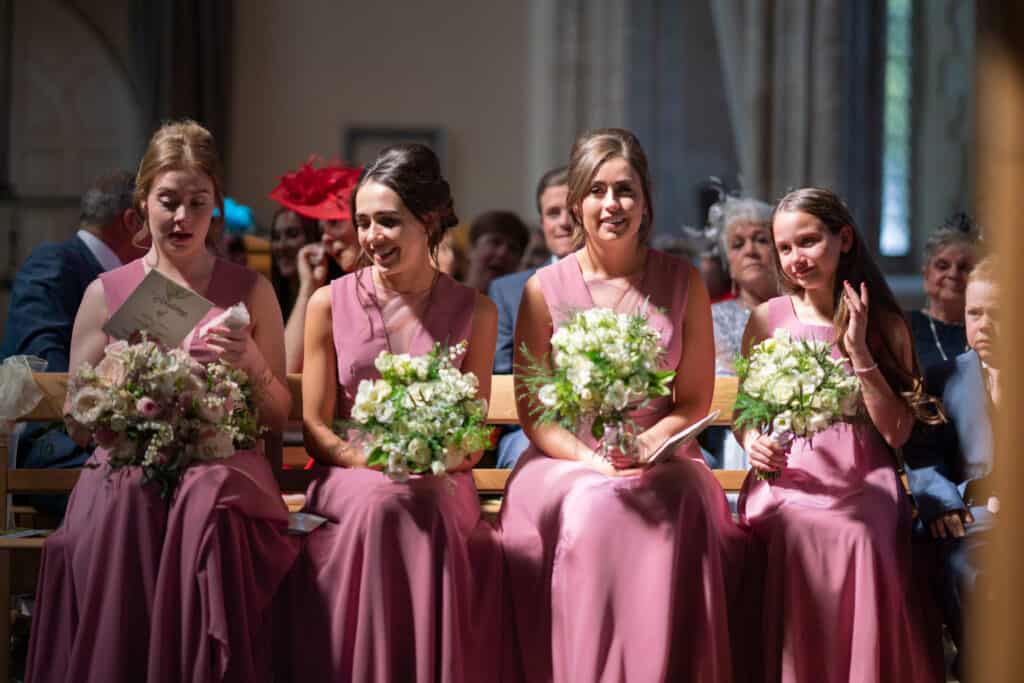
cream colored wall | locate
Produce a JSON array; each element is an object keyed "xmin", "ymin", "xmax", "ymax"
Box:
[{"xmin": 227, "ymin": 0, "xmax": 530, "ymax": 228}]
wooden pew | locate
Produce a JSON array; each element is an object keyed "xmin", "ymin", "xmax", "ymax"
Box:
[{"xmin": 0, "ymin": 372, "xmax": 744, "ymax": 681}]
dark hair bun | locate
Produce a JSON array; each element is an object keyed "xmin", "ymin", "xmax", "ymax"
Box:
[{"xmin": 353, "ymin": 143, "xmax": 457, "ymax": 247}]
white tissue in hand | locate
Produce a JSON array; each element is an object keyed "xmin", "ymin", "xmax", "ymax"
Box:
[{"xmin": 200, "ymin": 302, "xmax": 251, "ymax": 337}]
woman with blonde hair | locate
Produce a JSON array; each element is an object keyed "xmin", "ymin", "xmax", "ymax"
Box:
[
  {"xmin": 500, "ymin": 128, "xmax": 750, "ymax": 682},
  {"xmin": 26, "ymin": 120, "xmax": 299, "ymax": 683}
]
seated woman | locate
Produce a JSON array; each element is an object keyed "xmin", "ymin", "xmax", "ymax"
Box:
[
  {"xmin": 26, "ymin": 120, "xmax": 299, "ymax": 683},
  {"xmin": 737, "ymin": 187, "xmax": 943, "ymax": 682},
  {"xmin": 269, "ymin": 158, "xmax": 362, "ymax": 372},
  {"xmin": 908, "ymin": 212, "xmax": 980, "ymax": 374},
  {"xmin": 284, "ymin": 144, "xmax": 502, "ymax": 682},
  {"xmin": 702, "ymin": 195, "xmax": 778, "ymax": 470},
  {"xmin": 904, "ymin": 256, "xmax": 999, "ymax": 678},
  {"xmin": 269, "ymin": 206, "xmax": 320, "ymax": 318},
  {"xmin": 500, "ymin": 128, "xmax": 750, "ymax": 682}
]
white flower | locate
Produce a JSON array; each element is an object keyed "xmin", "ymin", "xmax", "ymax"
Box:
[
  {"xmin": 407, "ymin": 437, "xmax": 432, "ymax": 465},
  {"xmin": 769, "ymin": 378, "xmax": 798, "ymax": 405},
  {"xmin": 772, "ymin": 411, "xmax": 793, "ymax": 433},
  {"xmin": 70, "ymin": 386, "xmax": 109, "ymax": 425},
  {"xmin": 807, "ymin": 412, "xmax": 831, "ymax": 433},
  {"xmin": 375, "ymin": 401, "xmax": 396, "ymax": 423},
  {"xmin": 605, "ymin": 380, "xmax": 628, "ymax": 411},
  {"xmin": 538, "ymin": 384, "xmax": 559, "ymax": 407}
]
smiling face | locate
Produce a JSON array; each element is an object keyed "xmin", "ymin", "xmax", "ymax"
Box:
[
  {"xmin": 725, "ymin": 220, "xmax": 775, "ymax": 295},
  {"xmin": 354, "ymin": 181, "xmax": 432, "ymax": 279},
  {"xmin": 144, "ymin": 168, "xmax": 216, "ymax": 259},
  {"xmin": 772, "ymin": 210, "xmax": 852, "ymax": 292},
  {"xmin": 965, "ymin": 278, "xmax": 999, "ymax": 367},
  {"xmin": 577, "ymin": 156, "xmax": 646, "ymax": 246},
  {"xmin": 539, "ymin": 184, "xmax": 573, "ymax": 258},
  {"xmin": 924, "ymin": 243, "xmax": 975, "ymax": 309}
]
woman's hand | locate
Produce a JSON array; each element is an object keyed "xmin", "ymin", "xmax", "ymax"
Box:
[
  {"xmin": 297, "ymin": 243, "xmax": 329, "ymax": 293},
  {"xmin": 744, "ymin": 431, "xmax": 787, "ymax": 475},
  {"xmin": 204, "ymin": 325, "xmax": 266, "ymax": 377},
  {"xmin": 843, "ymin": 280, "xmax": 872, "ymax": 364},
  {"xmin": 64, "ymin": 415, "xmax": 92, "ymax": 448}
]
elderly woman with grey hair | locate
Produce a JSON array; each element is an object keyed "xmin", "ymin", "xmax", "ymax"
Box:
[
  {"xmin": 703, "ymin": 196, "xmax": 778, "ymax": 469},
  {"xmin": 908, "ymin": 213, "xmax": 981, "ymax": 373}
]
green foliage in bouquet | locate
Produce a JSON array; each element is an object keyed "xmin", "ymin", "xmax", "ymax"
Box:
[{"xmin": 340, "ymin": 341, "xmax": 492, "ymax": 479}]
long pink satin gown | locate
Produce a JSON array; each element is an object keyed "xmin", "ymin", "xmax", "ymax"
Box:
[
  {"xmin": 499, "ymin": 249, "xmax": 753, "ymax": 683},
  {"xmin": 282, "ymin": 269, "xmax": 503, "ymax": 682},
  {"xmin": 738, "ymin": 295, "xmax": 943, "ymax": 682},
  {"xmin": 25, "ymin": 258, "xmax": 300, "ymax": 683}
]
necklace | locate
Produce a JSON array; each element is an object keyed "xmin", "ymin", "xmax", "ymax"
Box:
[
  {"xmin": 364, "ymin": 269, "xmax": 440, "ymax": 353},
  {"xmin": 923, "ymin": 309, "xmax": 967, "ymax": 362}
]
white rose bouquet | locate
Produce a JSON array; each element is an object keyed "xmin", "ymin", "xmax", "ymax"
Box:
[
  {"xmin": 66, "ymin": 333, "xmax": 261, "ymax": 497},
  {"xmin": 520, "ymin": 303, "xmax": 675, "ymax": 461},
  {"xmin": 343, "ymin": 341, "xmax": 492, "ymax": 480},
  {"xmin": 734, "ymin": 329, "xmax": 861, "ymax": 480}
]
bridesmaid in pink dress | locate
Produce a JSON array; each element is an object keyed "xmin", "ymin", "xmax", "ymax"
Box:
[
  {"xmin": 500, "ymin": 128, "xmax": 752, "ymax": 682},
  {"xmin": 737, "ymin": 187, "xmax": 944, "ymax": 682},
  {"xmin": 284, "ymin": 143, "xmax": 502, "ymax": 682},
  {"xmin": 26, "ymin": 120, "xmax": 300, "ymax": 683}
]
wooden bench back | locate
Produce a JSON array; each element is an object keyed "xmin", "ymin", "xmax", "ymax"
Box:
[{"xmin": 1, "ymin": 373, "xmax": 743, "ymax": 519}]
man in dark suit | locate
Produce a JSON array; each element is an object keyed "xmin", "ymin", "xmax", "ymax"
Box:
[
  {"xmin": 904, "ymin": 256, "xmax": 1000, "ymax": 677},
  {"xmin": 487, "ymin": 166, "xmax": 574, "ymax": 467},
  {"xmin": 1, "ymin": 171, "xmax": 143, "ymax": 511}
]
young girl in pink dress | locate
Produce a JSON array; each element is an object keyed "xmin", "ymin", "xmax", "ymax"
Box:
[
  {"xmin": 500, "ymin": 128, "xmax": 752, "ymax": 682},
  {"xmin": 284, "ymin": 144, "xmax": 502, "ymax": 682},
  {"xmin": 737, "ymin": 187, "xmax": 944, "ymax": 682},
  {"xmin": 26, "ymin": 120, "xmax": 299, "ymax": 683}
]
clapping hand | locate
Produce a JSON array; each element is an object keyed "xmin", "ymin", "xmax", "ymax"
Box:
[{"xmin": 842, "ymin": 280, "xmax": 871, "ymax": 362}]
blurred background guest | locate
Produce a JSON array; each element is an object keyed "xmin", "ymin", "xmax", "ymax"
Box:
[
  {"xmin": 269, "ymin": 157, "xmax": 362, "ymax": 372},
  {"xmin": 519, "ymin": 229, "xmax": 552, "ymax": 271},
  {"xmin": 700, "ymin": 195, "xmax": 777, "ymax": 470},
  {"xmin": 218, "ymin": 197, "xmax": 258, "ymax": 267},
  {"xmin": 268, "ymin": 206, "xmax": 320, "ymax": 318},
  {"xmin": 436, "ymin": 229, "xmax": 468, "ymax": 280},
  {"xmin": 904, "ymin": 255, "xmax": 999, "ymax": 680},
  {"xmin": 0, "ymin": 170, "xmax": 144, "ymax": 515},
  {"xmin": 464, "ymin": 210, "xmax": 530, "ymax": 293},
  {"xmin": 488, "ymin": 166, "xmax": 572, "ymax": 468},
  {"xmin": 908, "ymin": 212, "xmax": 981, "ymax": 374}
]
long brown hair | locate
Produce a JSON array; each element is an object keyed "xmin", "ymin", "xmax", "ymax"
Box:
[
  {"xmin": 133, "ymin": 119, "xmax": 225, "ymax": 248},
  {"xmin": 772, "ymin": 187, "xmax": 941, "ymax": 422},
  {"xmin": 566, "ymin": 128, "xmax": 654, "ymax": 249}
]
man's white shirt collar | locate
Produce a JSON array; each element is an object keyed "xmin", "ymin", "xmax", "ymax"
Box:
[{"xmin": 77, "ymin": 230, "xmax": 122, "ymax": 272}]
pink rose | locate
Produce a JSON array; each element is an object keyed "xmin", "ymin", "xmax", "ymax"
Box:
[
  {"xmin": 96, "ymin": 355, "xmax": 127, "ymax": 386},
  {"xmin": 136, "ymin": 397, "xmax": 160, "ymax": 419}
]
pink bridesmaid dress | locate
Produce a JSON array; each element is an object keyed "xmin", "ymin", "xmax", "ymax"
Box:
[
  {"xmin": 282, "ymin": 269, "xmax": 503, "ymax": 683},
  {"xmin": 738, "ymin": 295, "xmax": 943, "ymax": 682},
  {"xmin": 499, "ymin": 250, "xmax": 753, "ymax": 683},
  {"xmin": 25, "ymin": 258, "xmax": 301, "ymax": 683}
]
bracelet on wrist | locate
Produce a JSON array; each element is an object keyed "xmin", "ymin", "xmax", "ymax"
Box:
[{"xmin": 852, "ymin": 362, "xmax": 878, "ymax": 375}]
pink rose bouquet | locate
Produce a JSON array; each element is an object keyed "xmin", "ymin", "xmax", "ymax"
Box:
[{"xmin": 66, "ymin": 333, "xmax": 261, "ymax": 497}]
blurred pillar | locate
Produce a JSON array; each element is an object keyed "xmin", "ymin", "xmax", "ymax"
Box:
[{"xmin": 971, "ymin": 1, "xmax": 1024, "ymax": 680}]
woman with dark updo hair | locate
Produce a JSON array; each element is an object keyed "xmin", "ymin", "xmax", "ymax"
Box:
[{"xmin": 284, "ymin": 144, "xmax": 502, "ymax": 682}]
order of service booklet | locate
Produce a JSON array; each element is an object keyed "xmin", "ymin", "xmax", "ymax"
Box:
[
  {"xmin": 102, "ymin": 268, "xmax": 214, "ymax": 347},
  {"xmin": 644, "ymin": 409, "xmax": 721, "ymax": 466}
]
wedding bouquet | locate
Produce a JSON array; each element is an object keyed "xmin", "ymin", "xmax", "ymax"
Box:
[
  {"xmin": 344, "ymin": 341, "xmax": 492, "ymax": 480},
  {"xmin": 734, "ymin": 329, "xmax": 861, "ymax": 480},
  {"xmin": 520, "ymin": 303, "xmax": 675, "ymax": 460},
  {"xmin": 66, "ymin": 333, "xmax": 261, "ymax": 497}
]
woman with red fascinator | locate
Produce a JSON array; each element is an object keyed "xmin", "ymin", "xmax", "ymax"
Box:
[{"xmin": 269, "ymin": 157, "xmax": 362, "ymax": 372}]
